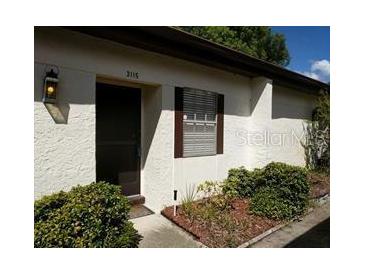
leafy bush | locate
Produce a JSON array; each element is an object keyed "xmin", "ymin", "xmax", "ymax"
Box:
[
  {"xmin": 222, "ymin": 167, "xmax": 260, "ymax": 197},
  {"xmin": 34, "ymin": 182, "xmax": 142, "ymax": 248},
  {"xmin": 250, "ymin": 162, "xmax": 310, "ymax": 220},
  {"xmin": 250, "ymin": 187, "xmax": 299, "ymax": 219},
  {"xmin": 222, "ymin": 162, "xmax": 310, "ymax": 220},
  {"xmin": 261, "ymin": 163, "xmax": 309, "ymax": 206}
]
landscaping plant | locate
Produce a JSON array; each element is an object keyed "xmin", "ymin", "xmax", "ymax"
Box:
[
  {"xmin": 222, "ymin": 166, "xmax": 263, "ymax": 197},
  {"xmin": 181, "ymin": 181, "xmax": 239, "ymax": 228},
  {"xmin": 34, "ymin": 182, "xmax": 142, "ymax": 248},
  {"xmin": 303, "ymin": 90, "xmax": 330, "ymax": 173},
  {"xmin": 181, "ymin": 181, "xmax": 247, "ymax": 247},
  {"xmin": 164, "ymin": 162, "xmax": 310, "ymax": 247},
  {"xmin": 180, "ymin": 183, "xmax": 197, "ymax": 219},
  {"xmin": 222, "ymin": 162, "xmax": 310, "ymax": 220},
  {"xmin": 197, "ymin": 181, "xmax": 232, "ymax": 211},
  {"xmin": 250, "ymin": 162, "xmax": 310, "ymax": 220},
  {"xmin": 250, "ymin": 187, "xmax": 299, "ymax": 220}
]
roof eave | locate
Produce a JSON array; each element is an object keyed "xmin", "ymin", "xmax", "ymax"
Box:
[{"xmin": 62, "ymin": 26, "xmax": 330, "ymax": 94}]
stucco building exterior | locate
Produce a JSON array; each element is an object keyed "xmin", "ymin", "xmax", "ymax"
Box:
[{"xmin": 34, "ymin": 27, "xmax": 329, "ymax": 212}]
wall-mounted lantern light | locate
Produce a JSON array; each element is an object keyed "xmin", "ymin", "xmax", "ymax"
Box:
[{"xmin": 43, "ymin": 68, "xmax": 59, "ymax": 104}]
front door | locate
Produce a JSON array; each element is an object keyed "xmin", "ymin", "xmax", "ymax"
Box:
[{"xmin": 96, "ymin": 82, "xmax": 141, "ymax": 196}]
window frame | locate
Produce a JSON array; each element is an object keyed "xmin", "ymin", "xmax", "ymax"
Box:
[{"xmin": 182, "ymin": 87, "xmax": 218, "ymax": 158}]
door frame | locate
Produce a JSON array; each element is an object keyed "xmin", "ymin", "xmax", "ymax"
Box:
[{"xmin": 95, "ymin": 77, "xmax": 143, "ymax": 196}]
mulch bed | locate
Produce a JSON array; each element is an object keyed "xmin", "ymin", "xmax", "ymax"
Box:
[
  {"xmin": 162, "ymin": 172, "xmax": 330, "ymax": 248},
  {"xmin": 309, "ymin": 172, "xmax": 330, "ymax": 199},
  {"xmin": 162, "ymin": 198, "xmax": 281, "ymax": 247}
]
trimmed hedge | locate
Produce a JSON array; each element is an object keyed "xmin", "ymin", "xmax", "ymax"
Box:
[
  {"xmin": 223, "ymin": 162, "xmax": 310, "ymax": 220},
  {"xmin": 34, "ymin": 182, "xmax": 142, "ymax": 248}
]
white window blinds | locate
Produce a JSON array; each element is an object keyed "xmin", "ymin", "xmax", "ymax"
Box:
[{"xmin": 183, "ymin": 88, "xmax": 217, "ymax": 157}]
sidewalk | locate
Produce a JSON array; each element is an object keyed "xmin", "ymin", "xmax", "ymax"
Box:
[
  {"xmin": 131, "ymin": 213, "xmax": 204, "ymax": 248},
  {"xmin": 250, "ymin": 201, "xmax": 330, "ymax": 248}
]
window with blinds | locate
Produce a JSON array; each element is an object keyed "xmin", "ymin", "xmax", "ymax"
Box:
[{"xmin": 182, "ymin": 88, "xmax": 218, "ymax": 157}]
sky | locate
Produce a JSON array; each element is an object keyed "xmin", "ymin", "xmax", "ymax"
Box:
[{"xmin": 271, "ymin": 26, "xmax": 330, "ymax": 83}]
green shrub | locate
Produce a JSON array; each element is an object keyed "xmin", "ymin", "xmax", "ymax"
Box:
[
  {"xmin": 222, "ymin": 162, "xmax": 310, "ymax": 220},
  {"xmin": 250, "ymin": 162, "xmax": 310, "ymax": 220},
  {"xmin": 261, "ymin": 162, "xmax": 309, "ymax": 208},
  {"xmin": 223, "ymin": 166, "xmax": 261, "ymax": 197},
  {"xmin": 250, "ymin": 187, "xmax": 298, "ymax": 220},
  {"xmin": 34, "ymin": 182, "xmax": 142, "ymax": 248}
]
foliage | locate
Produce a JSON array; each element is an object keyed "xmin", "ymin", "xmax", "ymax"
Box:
[
  {"xmin": 197, "ymin": 181, "xmax": 232, "ymax": 211},
  {"xmin": 179, "ymin": 162, "xmax": 309, "ymax": 247},
  {"xmin": 222, "ymin": 162, "xmax": 310, "ymax": 220},
  {"xmin": 34, "ymin": 182, "xmax": 142, "ymax": 248},
  {"xmin": 250, "ymin": 187, "xmax": 296, "ymax": 219},
  {"xmin": 222, "ymin": 166, "xmax": 263, "ymax": 197},
  {"xmin": 180, "ymin": 184, "xmax": 197, "ymax": 218},
  {"xmin": 180, "ymin": 181, "xmax": 235, "ymax": 225},
  {"xmin": 180, "ymin": 181, "xmax": 231, "ymax": 221},
  {"xmin": 221, "ymin": 178, "xmax": 240, "ymax": 198},
  {"xmin": 313, "ymin": 90, "xmax": 330, "ymax": 127},
  {"xmin": 178, "ymin": 26, "xmax": 290, "ymax": 66},
  {"xmin": 303, "ymin": 90, "xmax": 330, "ymax": 172},
  {"xmin": 250, "ymin": 162, "xmax": 310, "ymax": 220},
  {"xmin": 182, "ymin": 181, "xmax": 247, "ymax": 247},
  {"xmin": 197, "ymin": 180, "xmax": 222, "ymax": 197}
]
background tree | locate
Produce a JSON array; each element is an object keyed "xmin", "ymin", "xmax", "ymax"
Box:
[{"xmin": 179, "ymin": 26, "xmax": 290, "ymax": 66}]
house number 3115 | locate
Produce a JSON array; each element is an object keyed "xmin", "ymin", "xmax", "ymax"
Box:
[{"xmin": 126, "ymin": 70, "xmax": 139, "ymax": 79}]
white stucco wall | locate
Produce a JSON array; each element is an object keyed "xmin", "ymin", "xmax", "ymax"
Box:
[
  {"xmin": 34, "ymin": 63, "xmax": 96, "ymax": 198},
  {"xmin": 141, "ymin": 85, "xmax": 175, "ymax": 211},
  {"xmin": 34, "ymin": 27, "xmax": 317, "ymax": 211},
  {"xmin": 248, "ymin": 77, "xmax": 273, "ymax": 168},
  {"xmin": 270, "ymin": 85, "xmax": 316, "ymax": 166}
]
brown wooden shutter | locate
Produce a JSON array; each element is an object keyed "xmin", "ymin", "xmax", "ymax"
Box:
[
  {"xmin": 174, "ymin": 87, "xmax": 184, "ymax": 158},
  {"xmin": 217, "ymin": 94, "xmax": 224, "ymax": 154}
]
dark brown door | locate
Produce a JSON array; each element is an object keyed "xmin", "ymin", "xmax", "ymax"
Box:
[{"xmin": 96, "ymin": 82, "xmax": 141, "ymax": 196}]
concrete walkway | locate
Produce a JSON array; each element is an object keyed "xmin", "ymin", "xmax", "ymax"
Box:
[
  {"xmin": 131, "ymin": 214, "xmax": 204, "ymax": 248},
  {"xmin": 250, "ymin": 201, "xmax": 330, "ymax": 248}
]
